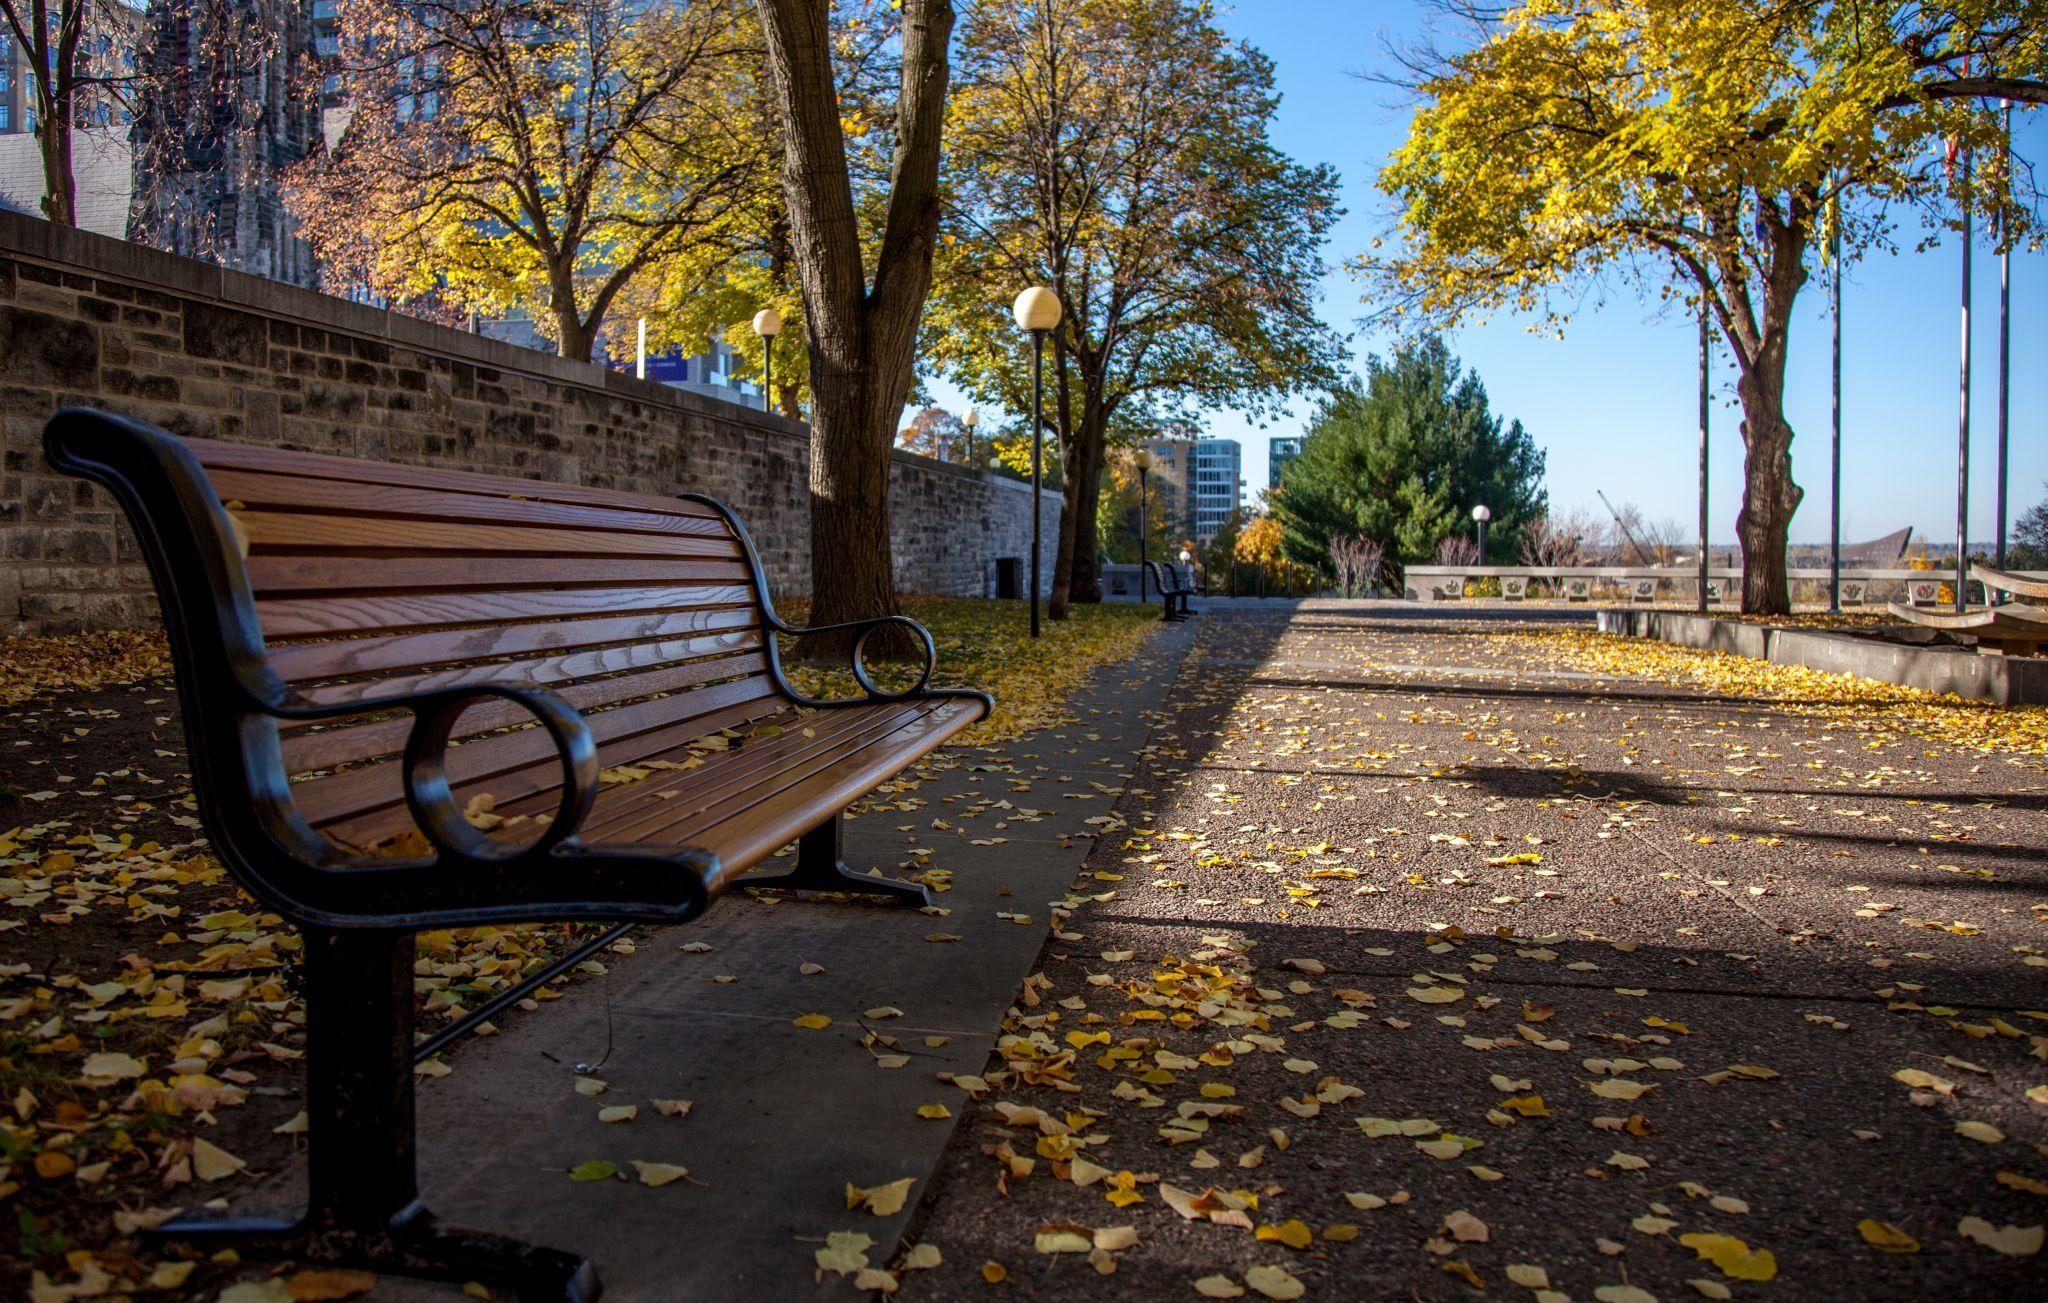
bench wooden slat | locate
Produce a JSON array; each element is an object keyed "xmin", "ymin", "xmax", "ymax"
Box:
[
  {"xmin": 313, "ymin": 694, "xmax": 791, "ymax": 851},
  {"xmin": 290, "ymin": 628, "xmax": 763, "ymax": 706},
  {"xmin": 211, "ymin": 468, "xmax": 735, "ymax": 541},
  {"xmin": 188, "ymin": 438, "xmax": 726, "ymax": 521},
  {"xmin": 245, "ymin": 555, "xmax": 753, "ymax": 596},
  {"xmin": 259, "ymin": 583, "xmax": 755, "ymax": 638},
  {"xmin": 280, "ymin": 648, "xmax": 771, "ymax": 774},
  {"xmin": 575, "ymin": 704, "xmax": 924, "ymax": 842},
  {"xmin": 236, "ymin": 511, "xmax": 745, "ymax": 560},
  {"xmin": 291, "ymin": 673, "xmax": 783, "ymax": 835},
  {"xmin": 604, "ymin": 710, "xmax": 946, "ymax": 848},
  {"xmin": 701, "ymin": 702, "xmax": 983, "ymax": 883},
  {"xmin": 267, "ymin": 606, "xmax": 758, "ymax": 683}
]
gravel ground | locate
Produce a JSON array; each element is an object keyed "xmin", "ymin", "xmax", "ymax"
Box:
[{"xmin": 896, "ymin": 601, "xmax": 2048, "ymax": 1302}]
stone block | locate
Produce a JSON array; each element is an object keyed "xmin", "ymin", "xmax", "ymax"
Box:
[
  {"xmin": 0, "ymin": 305, "xmax": 98, "ymax": 385},
  {"xmin": 182, "ymin": 300, "xmax": 269, "ymax": 367}
]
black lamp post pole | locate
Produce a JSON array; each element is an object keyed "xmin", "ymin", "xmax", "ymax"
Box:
[
  {"xmin": 1030, "ymin": 329, "xmax": 1045, "ymax": 639},
  {"xmin": 1139, "ymin": 465, "xmax": 1150, "ymax": 601},
  {"xmin": 763, "ymin": 335, "xmax": 774, "ymax": 416}
]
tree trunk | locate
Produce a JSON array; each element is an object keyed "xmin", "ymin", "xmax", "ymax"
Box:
[
  {"xmin": 1049, "ymin": 386, "xmax": 1107, "ymax": 620},
  {"xmin": 805, "ymin": 357, "xmax": 903, "ymax": 642},
  {"xmin": 555, "ymin": 312, "xmax": 598, "ymax": 363},
  {"xmin": 756, "ymin": 0, "xmax": 954, "ymax": 658},
  {"xmin": 39, "ymin": 115, "xmax": 76, "ymax": 227},
  {"xmin": 1733, "ymin": 367, "xmax": 1801, "ymax": 616}
]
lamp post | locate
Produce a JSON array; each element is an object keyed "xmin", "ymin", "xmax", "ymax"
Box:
[
  {"xmin": 751, "ymin": 307, "xmax": 782, "ymax": 416},
  {"xmin": 1180, "ymin": 547, "xmax": 1194, "ymax": 597},
  {"xmin": 1472, "ymin": 504, "xmax": 1491, "ymax": 567},
  {"xmin": 1135, "ymin": 448, "xmax": 1155, "ymax": 600},
  {"xmin": 1014, "ymin": 286, "xmax": 1061, "ymax": 638},
  {"xmin": 963, "ymin": 409, "xmax": 978, "ymax": 466}
]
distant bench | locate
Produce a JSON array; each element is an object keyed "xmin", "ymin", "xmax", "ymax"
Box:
[
  {"xmin": 1143, "ymin": 560, "xmax": 1195, "ymax": 621},
  {"xmin": 44, "ymin": 408, "xmax": 992, "ymax": 1298},
  {"xmin": 1890, "ymin": 565, "xmax": 2048, "ymax": 656}
]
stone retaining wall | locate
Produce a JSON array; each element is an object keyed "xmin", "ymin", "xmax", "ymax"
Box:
[
  {"xmin": 0, "ymin": 209, "xmax": 1057, "ymax": 635},
  {"xmin": 1595, "ymin": 608, "xmax": 2048, "ymax": 706}
]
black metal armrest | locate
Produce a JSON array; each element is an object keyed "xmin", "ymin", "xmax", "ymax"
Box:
[
  {"xmin": 255, "ymin": 683, "xmax": 599, "ymax": 863},
  {"xmin": 768, "ymin": 613, "xmax": 939, "ymax": 705}
]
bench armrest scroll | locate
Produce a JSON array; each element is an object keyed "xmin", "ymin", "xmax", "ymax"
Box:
[
  {"xmin": 769, "ymin": 614, "xmax": 938, "ymax": 704},
  {"xmin": 262, "ymin": 684, "xmax": 599, "ymax": 862}
]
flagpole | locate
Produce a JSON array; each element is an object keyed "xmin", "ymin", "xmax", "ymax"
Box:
[
  {"xmin": 1954, "ymin": 138, "xmax": 1972, "ymax": 615},
  {"xmin": 1696, "ymin": 208, "xmax": 1712, "ymax": 614},
  {"xmin": 1995, "ymin": 100, "xmax": 2012, "ymax": 581},
  {"xmin": 1697, "ymin": 285, "xmax": 1711, "ymax": 614},
  {"xmin": 1829, "ymin": 173, "xmax": 1843, "ymax": 613}
]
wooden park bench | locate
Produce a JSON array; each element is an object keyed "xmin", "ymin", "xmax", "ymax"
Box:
[
  {"xmin": 43, "ymin": 408, "xmax": 992, "ymax": 1300},
  {"xmin": 1143, "ymin": 559, "xmax": 1193, "ymax": 621}
]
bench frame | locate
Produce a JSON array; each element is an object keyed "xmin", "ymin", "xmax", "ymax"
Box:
[{"xmin": 44, "ymin": 409, "xmax": 990, "ymax": 1301}]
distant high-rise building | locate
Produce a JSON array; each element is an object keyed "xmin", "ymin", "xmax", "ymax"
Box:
[
  {"xmin": 1192, "ymin": 438, "xmax": 1242, "ymax": 540},
  {"xmin": 1139, "ymin": 434, "xmax": 1195, "ymax": 540},
  {"xmin": 1140, "ymin": 432, "xmax": 1241, "ymax": 543},
  {"xmin": 1269, "ymin": 435, "xmax": 1302, "ymax": 489},
  {"xmin": 129, "ymin": 0, "xmax": 321, "ymax": 287}
]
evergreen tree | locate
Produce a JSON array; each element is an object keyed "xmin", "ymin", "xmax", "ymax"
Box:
[
  {"xmin": 2012, "ymin": 485, "xmax": 2048, "ymax": 570},
  {"xmin": 1273, "ymin": 336, "xmax": 1545, "ymax": 577}
]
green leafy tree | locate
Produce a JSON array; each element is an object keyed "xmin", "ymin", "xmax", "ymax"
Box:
[
  {"xmin": 1095, "ymin": 450, "xmax": 1176, "ymax": 565},
  {"xmin": 1366, "ymin": 0, "xmax": 2047, "ymax": 614},
  {"xmin": 1272, "ymin": 336, "xmax": 1546, "ymax": 577},
  {"xmin": 2012, "ymin": 485, "xmax": 2048, "ymax": 570},
  {"xmin": 928, "ymin": 0, "xmax": 1343, "ymax": 619}
]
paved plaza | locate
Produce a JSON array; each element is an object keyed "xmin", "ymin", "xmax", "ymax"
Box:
[{"xmin": 895, "ymin": 601, "xmax": 2045, "ymax": 1299}]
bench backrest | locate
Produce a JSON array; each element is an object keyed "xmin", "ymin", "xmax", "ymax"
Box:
[{"xmin": 47, "ymin": 412, "xmax": 784, "ymax": 857}]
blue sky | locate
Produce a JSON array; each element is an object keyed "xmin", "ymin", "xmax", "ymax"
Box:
[{"xmin": 934, "ymin": 1, "xmax": 2045, "ymax": 549}]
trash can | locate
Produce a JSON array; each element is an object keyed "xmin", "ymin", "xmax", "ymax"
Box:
[{"xmin": 995, "ymin": 557, "xmax": 1023, "ymax": 600}]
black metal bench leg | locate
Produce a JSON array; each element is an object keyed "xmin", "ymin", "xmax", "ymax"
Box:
[
  {"xmin": 743, "ymin": 813, "xmax": 935, "ymax": 907},
  {"xmin": 152, "ymin": 927, "xmax": 599, "ymax": 1303}
]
